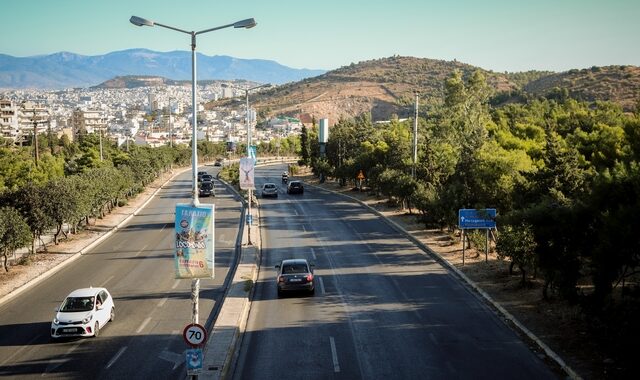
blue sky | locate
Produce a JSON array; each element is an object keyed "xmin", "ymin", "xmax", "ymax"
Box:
[{"xmin": 1, "ymin": 0, "xmax": 638, "ymax": 73}]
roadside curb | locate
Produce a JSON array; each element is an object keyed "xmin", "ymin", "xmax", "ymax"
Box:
[
  {"xmin": 307, "ymin": 183, "xmax": 582, "ymax": 380},
  {"xmin": 0, "ymin": 166, "xmax": 190, "ymax": 309}
]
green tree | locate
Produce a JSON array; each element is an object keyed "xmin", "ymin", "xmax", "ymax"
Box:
[
  {"xmin": 496, "ymin": 223, "xmax": 537, "ymax": 285},
  {"xmin": 300, "ymin": 124, "xmax": 311, "ymax": 165},
  {"xmin": 0, "ymin": 206, "xmax": 32, "ymax": 272}
]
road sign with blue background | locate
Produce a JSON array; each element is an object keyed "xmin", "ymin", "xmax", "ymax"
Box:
[
  {"xmin": 186, "ymin": 348, "xmax": 203, "ymax": 374},
  {"xmin": 458, "ymin": 208, "xmax": 496, "ymax": 229}
]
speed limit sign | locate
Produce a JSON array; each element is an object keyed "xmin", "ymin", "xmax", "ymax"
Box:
[{"xmin": 183, "ymin": 323, "xmax": 207, "ymax": 347}]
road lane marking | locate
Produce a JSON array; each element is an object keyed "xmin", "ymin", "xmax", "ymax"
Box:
[
  {"xmin": 137, "ymin": 317, "xmax": 152, "ymax": 333},
  {"xmin": 45, "ymin": 341, "xmax": 81, "ymax": 374},
  {"xmin": 135, "ymin": 244, "xmax": 148, "ymax": 257},
  {"xmin": 101, "ymin": 275, "xmax": 114, "ymax": 287},
  {"xmin": 106, "ymin": 346, "xmax": 127, "ymax": 369},
  {"xmin": 329, "ymin": 336, "xmax": 341, "ymax": 372},
  {"xmin": 310, "ymin": 247, "xmax": 317, "ymax": 260},
  {"xmin": 302, "ymin": 224, "xmax": 306, "ymax": 232},
  {"xmin": 171, "ymin": 280, "xmax": 180, "ymax": 289},
  {"xmin": 1, "ymin": 334, "xmax": 40, "ymax": 367},
  {"xmin": 318, "ymin": 276, "xmax": 326, "ymax": 295},
  {"xmin": 158, "ymin": 296, "xmax": 169, "ymax": 307}
]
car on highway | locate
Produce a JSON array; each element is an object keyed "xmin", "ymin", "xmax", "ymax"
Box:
[
  {"xmin": 199, "ymin": 181, "xmax": 215, "ymax": 197},
  {"xmin": 275, "ymin": 259, "xmax": 315, "ymax": 296},
  {"xmin": 201, "ymin": 174, "xmax": 213, "ymax": 183},
  {"xmin": 51, "ymin": 287, "xmax": 115, "ymax": 339},
  {"xmin": 197, "ymin": 171, "xmax": 208, "ymax": 182},
  {"xmin": 214, "ymin": 158, "xmax": 223, "ymax": 166},
  {"xmin": 261, "ymin": 182, "xmax": 278, "ymax": 198},
  {"xmin": 287, "ymin": 180, "xmax": 304, "ymax": 195}
]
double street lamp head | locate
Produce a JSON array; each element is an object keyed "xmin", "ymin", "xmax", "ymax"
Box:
[{"xmin": 129, "ymin": 16, "xmax": 256, "ymax": 32}]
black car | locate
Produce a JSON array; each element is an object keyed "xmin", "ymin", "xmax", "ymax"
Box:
[
  {"xmin": 201, "ymin": 174, "xmax": 214, "ymax": 183},
  {"xmin": 287, "ymin": 180, "xmax": 304, "ymax": 194},
  {"xmin": 199, "ymin": 181, "xmax": 215, "ymax": 197},
  {"xmin": 197, "ymin": 171, "xmax": 208, "ymax": 182},
  {"xmin": 275, "ymin": 259, "xmax": 315, "ymax": 296}
]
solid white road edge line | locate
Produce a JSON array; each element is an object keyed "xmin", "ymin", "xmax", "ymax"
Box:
[{"xmin": 158, "ymin": 296, "xmax": 169, "ymax": 307}]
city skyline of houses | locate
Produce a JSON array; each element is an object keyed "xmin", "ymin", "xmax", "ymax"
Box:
[{"xmin": 1, "ymin": 82, "xmax": 304, "ymax": 151}]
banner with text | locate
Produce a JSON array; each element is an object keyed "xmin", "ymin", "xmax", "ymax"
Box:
[
  {"xmin": 239, "ymin": 157, "xmax": 255, "ymax": 190},
  {"xmin": 174, "ymin": 204, "xmax": 215, "ymax": 279}
]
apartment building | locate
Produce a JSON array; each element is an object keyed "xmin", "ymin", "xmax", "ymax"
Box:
[
  {"xmin": 71, "ymin": 108, "xmax": 107, "ymax": 139},
  {"xmin": 0, "ymin": 99, "xmax": 19, "ymax": 141}
]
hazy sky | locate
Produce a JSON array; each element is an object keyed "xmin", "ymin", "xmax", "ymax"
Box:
[{"xmin": 1, "ymin": 0, "xmax": 638, "ymax": 73}]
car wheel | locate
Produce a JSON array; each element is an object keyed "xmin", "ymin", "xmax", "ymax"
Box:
[
  {"xmin": 309, "ymin": 287, "xmax": 315, "ymax": 296},
  {"xmin": 277, "ymin": 289, "xmax": 283, "ymax": 298},
  {"xmin": 110, "ymin": 307, "xmax": 115, "ymax": 322},
  {"xmin": 94, "ymin": 322, "xmax": 100, "ymax": 337}
]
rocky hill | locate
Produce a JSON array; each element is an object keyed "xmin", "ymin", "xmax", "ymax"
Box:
[
  {"xmin": 208, "ymin": 56, "xmax": 639, "ymax": 123},
  {"xmin": 92, "ymin": 76, "xmax": 188, "ymax": 89}
]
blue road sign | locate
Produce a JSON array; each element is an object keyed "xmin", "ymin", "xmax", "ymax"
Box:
[
  {"xmin": 458, "ymin": 208, "xmax": 496, "ymax": 229},
  {"xmin": 186, "ymin": 348, "xmax": 203, "ymax": 373}
]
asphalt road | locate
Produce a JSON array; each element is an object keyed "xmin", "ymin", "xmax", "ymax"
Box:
[
  {"xmin": 232, "ymin": 165, "xmax": 558, "ymax": 380},
  {"xmin": 0, "ymin": 165, "xmax": 242, "ymax": 379}
]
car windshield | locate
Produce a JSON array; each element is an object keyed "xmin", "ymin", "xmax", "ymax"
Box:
[
  {"xmin": 60, "ymin": 296, "xmax": 94, "ymax": 312},
  {"xmin": 282, "ymin": 263, "xmax": 308, "ymax": 274},
  {"xmin": 265, "ymin": 184, "xmax": 276, "ymax": 189}
]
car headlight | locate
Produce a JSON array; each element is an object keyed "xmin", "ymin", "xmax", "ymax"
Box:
[
  {"xmin": 82, "ymin": 315, "xmax": 93, "ymax": 324},
  {"xmin": 53, "ymin": 318, "xmax": 59, "ymax": 325}
]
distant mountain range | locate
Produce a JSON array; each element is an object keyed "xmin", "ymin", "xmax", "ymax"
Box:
[{"xmin": 0, "ymin": 49, "xmax": 326, "ymax": 89}]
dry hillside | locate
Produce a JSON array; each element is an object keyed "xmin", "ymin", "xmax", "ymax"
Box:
[
  {"xmin": 524, "ymin": 65, "xmax": 640, "ymax": 111},
  {"xmin": 206, "ymin": 57, "xmax": 640, "ymax": 123},
  {"xmin": 209, "ymin": 56, "xmax": 519, "ymax": 123}
]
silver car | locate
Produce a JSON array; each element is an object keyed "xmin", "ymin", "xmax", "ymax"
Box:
[{"xmin": 261, "ymin": 182, "xmax": 278, "ymax": 198}]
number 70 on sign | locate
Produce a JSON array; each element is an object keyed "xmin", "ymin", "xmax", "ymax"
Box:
[{"xmin": 183, "ymin": 323, "xmax": 207, "ymax": 347}]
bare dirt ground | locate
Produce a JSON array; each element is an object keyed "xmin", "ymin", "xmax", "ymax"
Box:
[{"xmin": 299, "ymin": 171, "xmax": 605, "ymax": 380}]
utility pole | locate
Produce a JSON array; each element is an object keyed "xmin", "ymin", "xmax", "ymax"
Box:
[
  {"xmin": 412, "ymin": 91, "xmax": 419, "ymax": 178},
  {"xmin": 169, "ymin": 98, "xmax": 173, "ymax": 148},
  {"xmin": 33, "ymin": 109, "xmax": 39, "ymax": 167}
]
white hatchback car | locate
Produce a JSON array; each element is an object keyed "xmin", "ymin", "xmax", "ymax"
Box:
[{"xmin": 51, "ymin": 287, "xmax": 115, "ymax": 339}]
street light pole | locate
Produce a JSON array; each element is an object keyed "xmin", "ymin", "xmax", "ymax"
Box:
[
  {"xmin": 412, "ymin": 91, "xmax": 419, "ymax": 178},
  {"xmin": 169, "ymin": 98, "xmax": 173, "ymax": 148},
  {"xmin": 243, "ymin": 84, "xmax": 270, "ymax": 245},
  {"xmin": 130, "ymin": 15, "xmax": 256, "ymax": 332}
]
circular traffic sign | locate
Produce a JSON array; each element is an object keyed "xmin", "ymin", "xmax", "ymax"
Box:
[{"xmin": 183, "ymin": 323, "xmax": 207, "ymax": 347}]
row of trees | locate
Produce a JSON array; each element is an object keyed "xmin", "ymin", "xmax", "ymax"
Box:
[
  {"xmin": 302, "ymin": 70, "xmax": 640, "ymax": 372},
  {"xmin": 303, "ymin": 70, "xmax": 640, "ymax": 308},
  {"xmin": 0, "ymin": 132, "xmax": 231, "ymax": 271}
]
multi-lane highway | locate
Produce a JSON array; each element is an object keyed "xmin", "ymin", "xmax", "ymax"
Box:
[
  {"xmin": 232, "ymin": 165, "xmax": 558, "ymax": 379},
  {"xmin": 0, "ymin": 166, "xmax": 241, "ymax": 379}
]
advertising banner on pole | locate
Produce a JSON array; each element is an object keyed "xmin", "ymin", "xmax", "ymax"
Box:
[
  {"xmin": 174, "ymin": 203, "xmax": 215, "ymax": 279},
  {"xmin": 239, "ymin": 157, "xmax": 255, "ymax": 190}
]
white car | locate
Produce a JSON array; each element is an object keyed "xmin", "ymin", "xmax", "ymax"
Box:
[{"xmin": 51, "ymin": 287, "xmax": 115, "ymax": 339}]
